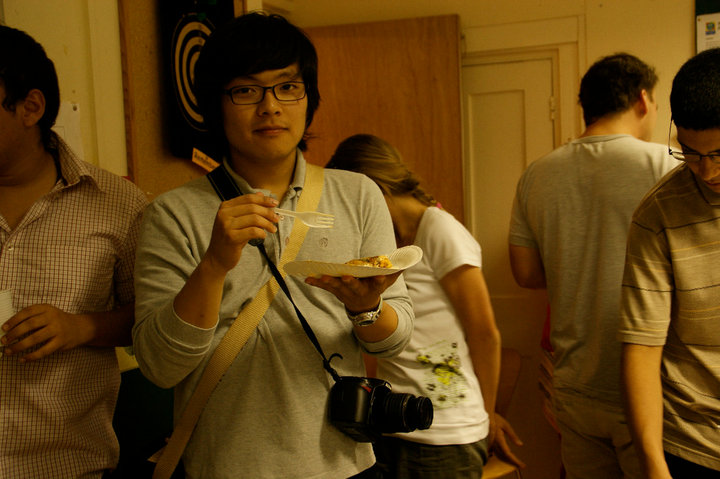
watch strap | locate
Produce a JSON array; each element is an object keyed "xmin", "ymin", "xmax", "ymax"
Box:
[{"xmin": 347, "ymin": 297, "xmax": 383, "ymax": 327}]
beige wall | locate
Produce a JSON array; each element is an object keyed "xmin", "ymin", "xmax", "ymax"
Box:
[
  {"xmin": 2, "ymin": 0, "xmax": 696, "ymax": 174},
  {"xmin": 3, "ymin": 0, "xmax": 126, "ymax": 176},
  {"xmin": 584, "ymin": 1, "xmax": 695, "ymax": 141},
  {"xmin": 285, "ymin": 0, "xmax": 695, "ymax": 143}
]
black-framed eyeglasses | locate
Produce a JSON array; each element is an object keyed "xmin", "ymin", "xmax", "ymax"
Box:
[
  {"xmin": 224, "ymin": 81, "xmax": 306, "ymax": 105},
  {"xmin": 668, "ymin": 119, "xmax": 720, "ymax": 164}
]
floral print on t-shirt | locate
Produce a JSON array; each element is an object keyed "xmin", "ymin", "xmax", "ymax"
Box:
[{"xmin": 417, "ymin": 340, "xmax": 468, "ymax": 409}]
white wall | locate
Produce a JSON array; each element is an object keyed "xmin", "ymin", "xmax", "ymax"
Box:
[{"xmin": 2, "ymin": 0, "xmax": 127, "ymax": 176}]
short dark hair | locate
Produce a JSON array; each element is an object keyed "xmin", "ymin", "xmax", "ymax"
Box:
[
  {"xmin": 0, "ymin": 25, "xmax": 60, "ymax": 150},
  {"xmin": 194, "ymin": 12, "xmax": 320, "ymax": 155},
  {"xmin": 670, "ymin": 48, "xmax": 720, "ymax": 130},
  {"xmin": 578, "ymin": 53, "xmax": 658, "ymax": 126}
]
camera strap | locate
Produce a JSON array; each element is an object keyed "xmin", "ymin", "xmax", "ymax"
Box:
[
  {"xmin": 208, "ymin": 161, "xmax": 342, "ymax": 381},
  {"xmin": 254, "ymin": 242, "xmax": 343, "ymax": 381},
  {"xmin": 208, "ymin": 163, "xmax": 342, "ymax": 381},
  {"xmin": 151, "ymin": 161, "xmax": 331, "ymax": 479}
]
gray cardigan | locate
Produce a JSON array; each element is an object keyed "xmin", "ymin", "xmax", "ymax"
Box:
[{"xmin": 133, "ymin": 152, "xmax": 413, "ymax": 479}]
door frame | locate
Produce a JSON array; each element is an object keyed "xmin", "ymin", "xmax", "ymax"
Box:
[
  {"xmin": 462, "ymin": 49, "xmax": 562, "ymax": 148},
  {"xmin": 462, "ymin": 49, "xmax": 560, "ymax": 274},
  {"xmin": 461, "ymin": 15, "xmax": 584, "ymax": 235},
  {"xmin": 462, "ymin": 15, "xmax": 584, "ymax": 142}
]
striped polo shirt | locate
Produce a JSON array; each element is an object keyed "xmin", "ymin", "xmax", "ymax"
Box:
[{"xmin": 619, "ymin": 164, "xmax": 720, "ymax": 470}]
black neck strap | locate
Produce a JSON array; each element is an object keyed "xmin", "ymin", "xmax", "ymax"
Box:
[{"xmin": 207, "ymin": 165, "xmax": 342, "ymax": 381}]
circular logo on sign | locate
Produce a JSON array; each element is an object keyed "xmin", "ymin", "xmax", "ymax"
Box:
[{"xmin": 171, "ymin": 14, "xmax": 214, "ymax": 131}]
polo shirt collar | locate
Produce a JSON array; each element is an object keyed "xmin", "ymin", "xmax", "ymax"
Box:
[{"xmin": 222, "ymin": 149, "xmax": 306, "ymax": 202}]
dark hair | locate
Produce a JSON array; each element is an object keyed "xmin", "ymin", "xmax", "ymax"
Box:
[
  {"xmin": 327, "ymin": 134, "xmax": 437, "ymax": 206},
  {"xmin": 579, "ymin": 53, "xmax": 658, "ymax": 126},
  {"xmin": 0, "ymin": 25, "xmax": 60, "ymax": 150},
  {"xmin": 193, "ymin": 12, "xmax": 320, "ymax": 155},
  {"xmin": 670, "ymin": 48, "xmax": 720, "ymax": 130}
]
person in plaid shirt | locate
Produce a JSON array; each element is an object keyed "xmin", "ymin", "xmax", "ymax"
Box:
[{"xmin": 0, "ymin": 25, "xmax": 147, "ymax": 478}]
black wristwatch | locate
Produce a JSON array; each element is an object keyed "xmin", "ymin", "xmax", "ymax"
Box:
[{"xmin": 346, "ymin": 297, "xmax": 383, "ymax": 327}]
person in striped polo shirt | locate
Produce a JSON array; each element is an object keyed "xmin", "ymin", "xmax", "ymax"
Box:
[{"xmin": 620, "ymin": 47, "xmax": 720, "ymax": 478}]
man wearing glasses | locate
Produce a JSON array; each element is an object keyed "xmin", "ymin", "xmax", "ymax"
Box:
[
  {"xmin": 620, "ymin": 48, "xmax": 720, "ymax": 478},
  {"xmin": 132, "ymin": 12, "xmax": 413, "ymax": 479},
  {"xmin": 508, "ymin": 53, "xmax": 678, "ymax": 479}
]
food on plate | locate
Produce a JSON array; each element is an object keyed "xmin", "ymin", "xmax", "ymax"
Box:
[{"xmin": 344, "ymin": 255, "xmax": 393, "ymax": 268}]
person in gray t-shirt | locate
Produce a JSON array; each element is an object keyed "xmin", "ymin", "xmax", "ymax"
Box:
[{"xmin": 508, "ymin": 53, "xmax": 678, "ymax": 479}]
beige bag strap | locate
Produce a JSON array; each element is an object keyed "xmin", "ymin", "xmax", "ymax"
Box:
[{"xmin": 151, "ymin": 164, "xmax": 325, "ymax": 479}]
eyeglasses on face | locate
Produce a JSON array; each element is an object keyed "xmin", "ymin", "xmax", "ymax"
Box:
[
  {"xmin": 224, "ymin": 81, "xmax": 306, "ymax": 105},
  {"xmin": 668, "ymin": 119, "xmax": 720, "ymax": 164},
  {"xmin": 668, "ymin": 149, "xmax": 720, "ymax": 164}
]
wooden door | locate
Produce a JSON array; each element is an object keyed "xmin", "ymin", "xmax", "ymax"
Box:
[
  {"xmin": 463, "ymin": 56, "xmax": 555, "ymax": 296},
  {"xmin": 305, "ymin": 15, "xmax": 464, "ymax": 221}
]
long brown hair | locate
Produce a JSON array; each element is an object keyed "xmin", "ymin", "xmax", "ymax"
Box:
[{"xmin": 327, "ymin": 134, "xmax": 437, "ymax": 206}]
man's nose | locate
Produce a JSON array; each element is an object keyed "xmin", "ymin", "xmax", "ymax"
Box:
[{"xmin": 257, "ymin": 87, "xmax": 281, "ymax": 114}]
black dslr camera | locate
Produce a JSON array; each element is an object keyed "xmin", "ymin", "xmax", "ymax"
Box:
[{"xmin": 329, "ymin": 376, "xmax": 434, "ymax": 442}]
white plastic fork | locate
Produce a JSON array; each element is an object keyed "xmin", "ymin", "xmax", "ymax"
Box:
[{"xmin": 274, "ymin": 208, "xmax": 335, "ymax": 228}]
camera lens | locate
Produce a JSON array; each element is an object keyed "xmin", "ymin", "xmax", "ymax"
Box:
[{"xmin": 372, "ymin": 391, "xmax": 434, "ymax": 433}]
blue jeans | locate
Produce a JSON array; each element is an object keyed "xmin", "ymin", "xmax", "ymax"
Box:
[{"xmin": 369, "ymin": 436, "xmax": 488, "ymax": 479}]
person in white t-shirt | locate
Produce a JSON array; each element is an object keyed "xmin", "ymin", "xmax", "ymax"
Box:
[{"xmin": 327, "ymin": 134, "xmax": 524, "ymax": 478}]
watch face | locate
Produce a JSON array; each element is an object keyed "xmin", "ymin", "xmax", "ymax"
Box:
[
  {"xmin": 349, "ymin": 298, "xmax": 383, "ymax": 327},
  {"xmin": 353, "ymin": 316, "xmax": 378, "ymax": 327}
]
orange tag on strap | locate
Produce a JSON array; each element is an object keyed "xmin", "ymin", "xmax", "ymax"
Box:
[{"xmin": 192, "ymin": 148, "xmax": 220, "ymax": 172}]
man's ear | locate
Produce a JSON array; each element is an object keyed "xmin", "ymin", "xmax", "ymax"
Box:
[
  {"xmin": 18, "ymin": 89, "xmax": 46, "ymax": 127},
  {"xmin": 635, "ymin": 89, "xmax": 652, "ymax": 116}
]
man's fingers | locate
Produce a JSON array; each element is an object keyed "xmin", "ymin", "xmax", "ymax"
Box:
[
  {"xmin": 2, "ymin": 307, "xmax": 36, "ymax": 332},
  {"xmin": 1, "ymin": 315, "xmax": 44, "ymax": 344},
  {"xmin": 221, "ymin": 191, "xmax": 278, "ymax": 208},
  {"xmin": 19, "ymin": 339, "xmax": 59, "ymax": 362},
  {"xmin": 218, "ymin": 194, "xmax": 280, "ymax": 223}
]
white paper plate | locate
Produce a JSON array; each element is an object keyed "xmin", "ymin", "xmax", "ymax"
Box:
[{"xmin": 284, "ymin": 245, "xmax": 423, "ymax": 278}]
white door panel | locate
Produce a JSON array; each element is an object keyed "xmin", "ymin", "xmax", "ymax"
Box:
[{"xmin": 463, "ymin": 56, "xmax": 562, "ymax": 478}]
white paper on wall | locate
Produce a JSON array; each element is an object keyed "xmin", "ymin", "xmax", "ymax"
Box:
[
  {"xmin": 697, "ymin": 13, "xmax": 720, "ymax": 53},
  {"xmin": 53, "ymin": 101, "xmax": 85, "ymax": 161}
]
